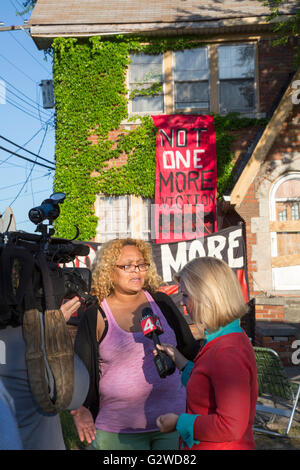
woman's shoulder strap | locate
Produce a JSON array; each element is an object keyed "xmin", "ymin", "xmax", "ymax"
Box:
[{"xmin": 97, "ymin": 304, "xmax": 108, "ymax": 344}]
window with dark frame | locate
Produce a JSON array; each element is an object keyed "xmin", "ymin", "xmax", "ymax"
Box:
[{"xmin": 218, "ymin": 44, "xmax": 256, "ymax": 114}]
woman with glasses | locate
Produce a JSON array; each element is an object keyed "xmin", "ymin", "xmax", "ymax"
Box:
[{"xmin": 71, "ymin": 238, "xmax": 200, "ymax": 450}]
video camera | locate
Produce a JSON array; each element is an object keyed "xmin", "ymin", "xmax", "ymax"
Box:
[{"xmin": 0, "ymin": 192, "xmax": 97, "ymax": 329}]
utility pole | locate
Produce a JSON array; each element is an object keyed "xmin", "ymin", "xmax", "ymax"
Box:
[{"xmin": 0, "ymin": 25, "xmax": 30, "ymax": 32}]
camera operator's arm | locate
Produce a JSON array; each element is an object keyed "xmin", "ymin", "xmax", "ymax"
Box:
[{"xmin": 60, "ymin": 296, "xmax": 82, "ymax": 322}]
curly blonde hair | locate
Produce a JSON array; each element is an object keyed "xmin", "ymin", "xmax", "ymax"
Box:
[{"xmin": 91, "ymin": 238, "xmax": 163, "ymax": 302}]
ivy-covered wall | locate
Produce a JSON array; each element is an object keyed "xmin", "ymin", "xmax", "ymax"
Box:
[{"xmin": 52, "ymin": 36, "xmax": 267, "ymax": 241}]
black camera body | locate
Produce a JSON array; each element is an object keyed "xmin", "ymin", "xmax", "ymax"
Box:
[
  {"xmin": 0, "ymin": 193, "xmax": 97, "ymax": 329},
  {"xmin": 32, "ymin": 262, "xmax": 94, "ymax": 314}
]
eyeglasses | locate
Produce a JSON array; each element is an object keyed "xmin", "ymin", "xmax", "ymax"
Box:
[{"xmin": 116, "ymin": 263, "xmax": 150, "ymax": 273}]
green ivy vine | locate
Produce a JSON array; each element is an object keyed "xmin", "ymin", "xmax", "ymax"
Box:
[{"xmin": 52, "ymin": 36, "xmax": 267, "ymax": 240}]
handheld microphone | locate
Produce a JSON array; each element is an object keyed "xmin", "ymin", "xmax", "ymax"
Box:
[{"xmin": 140, "ymin": 307, "xmax": 176, "ymax": 378}]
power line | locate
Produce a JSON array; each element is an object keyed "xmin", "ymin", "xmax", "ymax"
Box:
[
  {"xmin": 8, "ymin": 31, "xmax": 52, "ymax": 76},
  {"xmin": 0, "ymin": 74, "xmax": 47, "ymax": 110},
  {"xmin": 5, "ymin": 96, "xmax": 49, "ymax": 123},
  {"xmin": 2, "ymin": 86, "xmax": 52, "ymax": 121},
  {"xmin": 35, "ymin": 86, "xmax": 56, "ymax": 128},
  {"xmin": 6, "ymin": 2, "xmax": 51, "ymax": 76},
  {"xmin": 11, "ymin": 0, "xmax": 25, "ymax": 9},
  {"xmin": 0, "ymin": 74, "xmax": 52, "ymax": 118},
  {"xmin": 0, "ymin": 122, "xmax": 54, "ymax": 170},
  {"xmin": 0, "ymin": 125, "xmax": 46, "ymax": 167},
  {"xmin": 0, "ymin": 51, "xmax": 36, "ymax": 84},
  {"xmin": 0, "ymin": 145, "xmax": 55, "ymax": 170},
  {"xmin": 2, "ymin": 85, "xmax": 52, "ymax": 120},
  {"xmin": 9, "ymin": 0, "xmax": 22, "ymax": 11},
  {"xmin": 0, "ymin": 173, "xmax": 50, "ymax": 191},
  {"xmin": 27, "ymin": 126, "xmax": 50, "ymax": 207},
  {"xmin": 9, "ymin": 0, "xmax": 27, "ymax": 19},
  {"xmin": 9, "ymin": 125, "xmax": 50, "ymax": 207},
  {"xmin": 0, "ymin": 161, "xmax": 51, "ymax": 173},
  {"xmin": 4, "ymin": 94, "xmax": 51, "ymax": 124},
  {"xmin": 0, "ymin": 135, "xmax": 55, "ymax": 165},
  {"xmin": 0, "ymin": 188, "xmax": 50, "ymax": 203}
]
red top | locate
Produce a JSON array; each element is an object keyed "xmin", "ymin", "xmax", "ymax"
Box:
[{"xmin": 183, "ymin": 332, "xmax": 258, "ymax": 450}]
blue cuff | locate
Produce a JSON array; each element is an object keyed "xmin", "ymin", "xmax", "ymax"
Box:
[
  {"xmin": 176, "ymin": 413, "xmax": 200, "ymax": 449},
  {"xmin": 180, "ymin": 361, "xmax": 194, "ymax": 387}
]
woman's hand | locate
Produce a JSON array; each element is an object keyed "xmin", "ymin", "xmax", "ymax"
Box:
[
  {"xmin": 156, "ymin": 413, "xmax": 179, "ymax": 433},
  {"xmin": 60, "ymin": 296, "xmax": 82, "ymax": 322},
  {"xmin": 154, "ymin": 343, "xmax": 188, "ymax": 371},
  {"xmin": 70, "ymin": 406, "xmax": 97, "ymax": 444}
]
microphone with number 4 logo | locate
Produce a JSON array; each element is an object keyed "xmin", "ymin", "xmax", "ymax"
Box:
[{"xmin": 140, "ymin": 307, "xmax": 176, "ymax": 378}]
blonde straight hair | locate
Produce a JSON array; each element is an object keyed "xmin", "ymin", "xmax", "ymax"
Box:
[{"xmin": 174, "ymin": 257, "xmax": 248, "ymax": 333}]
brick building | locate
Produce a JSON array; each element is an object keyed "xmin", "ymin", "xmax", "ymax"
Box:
[{"xmin": 28, "ymin": 0, "xmax": 300, "ymax": 364}]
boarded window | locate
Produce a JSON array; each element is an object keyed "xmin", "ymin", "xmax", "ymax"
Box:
[{"xmin": 95, "ymin": 195, "xmax": 152, "ymax": 242}]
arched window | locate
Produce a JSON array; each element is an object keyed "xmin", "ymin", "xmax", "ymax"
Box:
[{"xmin": 270, "ymin": 173, "xmax": 300, "ymax": 290}]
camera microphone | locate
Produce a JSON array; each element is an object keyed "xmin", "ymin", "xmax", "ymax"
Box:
[{"xmin": 140, "ymin": 307, "xmax": 175, "ymax": 378}]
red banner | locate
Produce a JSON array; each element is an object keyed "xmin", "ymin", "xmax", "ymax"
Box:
[{"xmin": 152, "ymin": 115, "xmax": 217, "ymax": 243}]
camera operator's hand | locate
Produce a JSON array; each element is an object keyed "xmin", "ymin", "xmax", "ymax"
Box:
[
  {"xmin": 154, "ymin": 343, "xmax": 188, "ymax": 371},
  {"xmin": 60, "ymin": 296, "xmax": 81, "ymax": 322},
  {"xmin": 70, "ymin": 406, "xmax": 96, "ymax": 444}
]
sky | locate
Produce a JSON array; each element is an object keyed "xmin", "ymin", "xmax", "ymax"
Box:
[{"xmin": 0, "ymin": 0, "xmax": 55, "ymax": 234}]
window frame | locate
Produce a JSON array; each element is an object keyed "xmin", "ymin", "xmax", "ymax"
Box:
[
  {"xmin": 172, "ymin": 46, "xmax": 211, "ymax": 113},
  {"xmin": 269, "ymin": 172, "xmax": 300, "ymax": 290},
  {"xmin": 126, "ymin": 41, "xmax": 259, "ymax": 119},
  {"xmin": 127, "ymin": 52, "xmax": 165, "ymax": 116},
  {"xmin": 94, "ymin": 194, "xmax": 152, "ymax": 243},
  {"xmin": 217, "ymin": 42, "xmax": 257, "ymax": 115}
]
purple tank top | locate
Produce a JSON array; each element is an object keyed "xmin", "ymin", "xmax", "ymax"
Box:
[{"xmin": 95, "ymin": 290, "xmax": 186, "ymax": 433}]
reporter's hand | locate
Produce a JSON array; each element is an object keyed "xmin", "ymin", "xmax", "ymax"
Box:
[
  {"xmin": 154, "ymin": 343, "xmax": 188, "ymax": 371},
  {"xmin": 156, "ymin": 413, "xmax": 179, "ymax": 433},
  {"xmin": 60, "ymin": 296, "xmax": 82, "ymax": 322},
  {"xmin": 70, "ymin": 406, "xmax": 97, "ymax": 444}
]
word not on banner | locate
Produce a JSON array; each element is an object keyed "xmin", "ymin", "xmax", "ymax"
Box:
[{"xmin": 152, "ymin": 115, "xmax": 217, "ymax": 243}]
